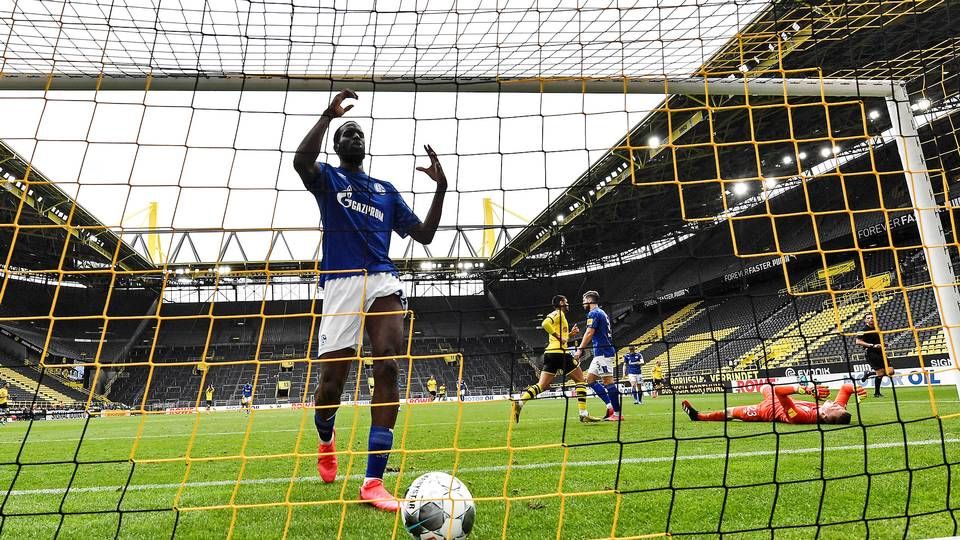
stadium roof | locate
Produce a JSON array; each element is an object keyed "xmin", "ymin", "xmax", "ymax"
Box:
[
  {"xmin": 492, "ymin": 0, "xmax": 960, "ymax": 275},
  {"xmin": 0, "ymin": 140, "xmax": 153, "ymax": 273}
]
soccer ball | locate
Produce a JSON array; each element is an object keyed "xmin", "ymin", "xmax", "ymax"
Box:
[{"xmin": 402, "ymin": 472, "xmax": 475, "ymax": 539}]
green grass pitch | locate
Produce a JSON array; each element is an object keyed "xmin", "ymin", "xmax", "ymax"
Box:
[{"xmin": 3, "ymin": 387, "xmax": 960, "ymax": 539}]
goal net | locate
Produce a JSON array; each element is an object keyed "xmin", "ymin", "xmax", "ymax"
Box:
[{"xmin": 1, "ymin": 1, "xmax": 960, "ymax": 538}]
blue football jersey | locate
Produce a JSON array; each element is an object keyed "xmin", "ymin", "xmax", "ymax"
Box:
[
  {"xmin": 624, "ymin": 352, "xmax": 644, "ymax": 375},
  {"xmin": 586, "ymin": 307, "xmax": 616, "ymax": 357},
  {"xmin": 242, "ymin": 384, "xmax": 253, "ymax": 397},
  {"xmin": 305, "ymin": 162, "xmax": 422, "ymax": 284}
]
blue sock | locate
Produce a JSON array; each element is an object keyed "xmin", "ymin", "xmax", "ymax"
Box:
[
  {"xmin": 365, "ymin": 425, "xmax": 394, "ymax": 480},
  {"xmin": 606, "ymin": 384, "xmax": 621, "ymax": 413},
  {"xmin": 632, "ymin": 388, "xmax": 639, "ymax": 402},
  {"xmin": 590, "ymin": 382, "xmax": 611, "ymax": 406},
  {"xmin": 314, "ymin": 409, "xmax": 336, "ymax": 444}
]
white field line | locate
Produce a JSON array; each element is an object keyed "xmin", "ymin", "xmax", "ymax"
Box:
[{"xmin": 7, "ymin": 437, "xmax": 959, "ymax": 497}]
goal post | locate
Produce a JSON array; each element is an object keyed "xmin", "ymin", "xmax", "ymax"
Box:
[
  {"xmin": 4, "ymin": 70, "xmax": 957, "ymax": 393},
  {"xmin": 0, "ymin": 73, "xmax": 903, "ymax": 97},
  {"xmin": 885, "ymin": 84, "xmax": 960, "ymax": 399}
]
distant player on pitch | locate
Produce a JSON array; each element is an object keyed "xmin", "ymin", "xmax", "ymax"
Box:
[
  {"xmin": 458, "ymin": 379, "xmax": 467, "ymax": 401},
  {"xmin": 514, "ymin": 295, "xmax": 602, "ymax": 424},
  {"xmin": 856, "ymin": 313, "xmax": 893, "ymax": 397},
  {"xmin": 426, "ymin": 376, "xmax": 438, "ymax": 401},
  {"xmin": 651, "ymin": 360, "xmax": 665, "ymax": 397},
  {"xmin": 240, "ymin": 382, "xmax": 253, "ymax": 414},
  {"xmin": 205, "ymin": 384, "xmax": 215, "ymax": 412},
  {"xmin": 573, "ymin": 291, "xmax": 622, "ymax": 421},
  {"xmin": 0, "ymin": 382, "xmax": 8, "ymax": 424},
  {"xmin": 681, "ymin": 383, "xmax": 865, "ymax": 425},
  {"xmin": 623, "ymin": 346, "xmax": 645, "ymax": 405}
]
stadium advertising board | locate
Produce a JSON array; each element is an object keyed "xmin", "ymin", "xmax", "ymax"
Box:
[
  {"xmin": 659, "ymin": 371, "xmax": 751, "ymax": 394},
  {"xmin": 728, "ymin": 354, "xmax": 956, "ymax": 391},
  {"xmin": 6, "ymin": 408, "xmax": 95, "ymax": 421},
  {"xmin": 670, "ymin": 355, "xmax": 955, "ymax": 394},
  {"xmin": 722, "ymin": 255, "xmax": 792, "ymax": 283}
]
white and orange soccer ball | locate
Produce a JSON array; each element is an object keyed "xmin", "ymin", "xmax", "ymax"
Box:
[{"xmin": 402, "ymin": 472, "xmax": 475, "ymax": 540}]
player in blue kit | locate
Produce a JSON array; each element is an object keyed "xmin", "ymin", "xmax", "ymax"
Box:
[
  {"xmin": 573, "ymin": 291, "xmax": 622, "ymax": 421},
  {"xmin": 623, "ymin": 346, "xmax": 645, "ymax": 404},
  {"xmin": 294, "ymin": 89, "xmax": 447, "ymax": 512},
  {"xmin": 240, "ymin": 383, "xmax": 253, "ymax": 414}
]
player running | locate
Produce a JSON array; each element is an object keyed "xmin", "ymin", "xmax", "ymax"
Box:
[
  {"xmin": 857, "ymin": 313, "xmax": 893, "ymax": 397},
  {"xmin": 514, "ymin": 295, "xmax": 603, "ymax": 424},
  {"xmin": 573, "ymin": 291, "xmax": 622, "ymax": 421},
  {"xmin": 681, "ymin": 382, "xmax": 865, "ymax": 424},
  {"xmin": 426, "ymin": 376, "xmax": 438, "ymax": 401},
  {"xmin": 437, "ymin": 384, "xmax": 447, "ymax": 401},
  {"xmin": 240, "ymin": 383, "xmax": 253, "ymax": 414},
  {"xmin": 294, "ymin": 89, "xmax": 447, "ymax": 512},
  {"xmin": 623, "ymin": 346, "xmax": 645, "ymax": 405},
  {"xmin": 458, "ymin": 379, "xmax": 467, "ymax": 401}
]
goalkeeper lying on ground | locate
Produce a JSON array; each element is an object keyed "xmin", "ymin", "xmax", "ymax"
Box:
[{"xmin": 682, "ymin": 383, "xmax": 865, "ymax": 425}]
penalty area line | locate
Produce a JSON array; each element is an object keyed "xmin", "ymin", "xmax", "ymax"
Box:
[{"xmin": 7, "ymin": 437, "xmax": 958, "ymax": 497}]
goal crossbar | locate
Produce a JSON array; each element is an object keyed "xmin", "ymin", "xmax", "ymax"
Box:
[{"xmin": 0, "ymin": 74, "xmax": 898, "ymax": 97}]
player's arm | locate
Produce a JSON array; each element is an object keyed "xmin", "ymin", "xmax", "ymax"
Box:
[
  {"xmin": 573, "ymin": 327, "xmax": 595, "ymax": 359},
  {"xmin": 854, "ymin": 333, "xmax": 881, "ymax": 349},
  {"xmin": 542, "ymin": 316, "xmax": 563, "ymax": 344},
  {"xmin": 777, "ymin": 384, "xmax": 831, "ymax": 406},
  {"xmin": 774, "ymin": 384, "xmax": 827, "ymax": 396},
  {"xmin": 293, "ymin": 89, "xmax": 357, "ymax": 187},
  {"xmin": 406, "ymin": 145, "xmax": 447, "ymax": 245},
  {"xmin": 833, "ymin": 383, "xmax": 865, "ymax": 407}
]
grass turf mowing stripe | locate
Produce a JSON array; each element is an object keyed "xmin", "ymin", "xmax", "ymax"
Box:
[
  {"xmin": 7, "ymin": 436, "xmax": 957, "ymax": 497},
  {"xmin": 1, "ymin": 399, "xmax": 946, "ymax": 445}
]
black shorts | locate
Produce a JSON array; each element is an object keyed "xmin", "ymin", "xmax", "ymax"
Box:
[
  {"xmin": 0, "ymin": 403, "xmax": 7, "ymax": 411},
  {"xmin": 429, "ymin": 390, "xmax": 437, "ymax": 397},
  {"xmin": 867, "ymin": 353, "xmax": 887, "ymax": 371},
  {"xmin": 543, "ymin": 353, "xmax": 578, "ymax": 376},
  {"xmin": 206, "ymin": 399, "xmax": 213, "ymax": 407}
]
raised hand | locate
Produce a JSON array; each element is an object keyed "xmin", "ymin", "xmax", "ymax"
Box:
[
  {"xmin": 325, "ymin": 89, "xmax": 357, "ymax": 118},
  {"xmin": 416, "ymin": 144, "xmax": 447, "ymax": 187}
]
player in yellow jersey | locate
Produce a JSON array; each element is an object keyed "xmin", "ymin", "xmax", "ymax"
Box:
[
  {"xmin": 513, "ymin": 295, "xmax": 602, "ymax": 423},
  {"xmin": 438, "ymin": 384, "xmax": 447, "ymax": 401},
  {"xmin": 426, "ymin": 376, "xmax": 438, "ymax": 401},
  {"xmin": 651, "ymin": 360, "xmax": 664, "ymax": 398},
  {"xmin": 367, "ymin": 374, "xmax": 376, "ymax": 397},
  {"xmin": 0, "ymin": 382, "xmax": 8, "ymax": 424},
  {"xmin": 205, "ymin": 384, "xmax": 215, "ymax": 412}
]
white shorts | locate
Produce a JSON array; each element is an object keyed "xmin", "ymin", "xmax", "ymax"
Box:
[
  {"xmin": 628, "ymin": 373, "xmax": 642, "ymax": 385},
  {"xmin": 587, "ymin": 355, "xmax": 614, "ymax": 377},
  {"xmin": 241, "ymin": 396, "xmax": 251, "ymax": 405},
  {"xmin": 317, "ymin": 272, "xmax": 407, "ymax": 355}
]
